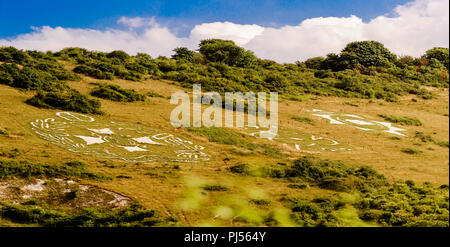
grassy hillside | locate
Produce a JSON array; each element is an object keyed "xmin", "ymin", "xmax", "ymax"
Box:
[{"xmin": 0, "ymin": 41, "xmax": 448, "ymax": 227}]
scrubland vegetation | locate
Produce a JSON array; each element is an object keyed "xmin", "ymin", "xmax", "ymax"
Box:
[
  {"xmin": 1, "ymin": 40, "xmax": 448, "ymax": 114},
  {"xmin": 0, "ymin": 40, "xmax": 448, "ymax": 227}
]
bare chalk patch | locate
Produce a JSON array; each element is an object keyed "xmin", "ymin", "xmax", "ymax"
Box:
[
  {"xmin": 30, "ymin": 112, "xmax": 209, "ymax": 162},
  {"xmin": 0, "ymin": 178, "xmax": 131, "ymax": 209},
  {"xmin": 311, "ymin": 109, "xmax": 407, "ymax": 136}
]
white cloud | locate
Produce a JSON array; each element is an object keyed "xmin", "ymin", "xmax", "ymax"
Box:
[
  {"xmin": 189, "ymin": 22, "xmax": 264, "ymax": 46},
  {"xmin": 0, "ymin": 0, "xmax": 448, "ymax": 62}
]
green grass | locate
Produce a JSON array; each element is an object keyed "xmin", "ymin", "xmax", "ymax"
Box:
[
  {"xmin": 188, "ymin": 127, "xmax": 257, "ymax": 150},
  {"xmin": 378, "ymin": 114, "xmax": 423, "ymax": 126}
]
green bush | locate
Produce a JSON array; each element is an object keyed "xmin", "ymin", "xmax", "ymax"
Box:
[
  {"xmin": 229, "ymin": 163, "xmax": 250, "ymax": 174},
  {"xmin": 356, "ymin": 182, "xmax": 449, "ymax": 227},
  {"xmin": 172, "ymin": 47, "xmax": 195, "ymax": 62},
  {"xmin": 291, "ymin": 116, "xmax": 314, "ymax": 125},
  {"xmin": 340, "ymin": 41, "xmax": 397, "ymax": 68},
  {"xmin": 199, "ymin": 39, "xmax": 257, "ymax": 68},
  {"xmin": 0, "ymin": 63, "xmax": 69, "ymax": 91},
  {"xmin": 437, "ymin": 141, "xmax": 449, "ymax": 148},
  {"xmin": 378, "ymin": 114, "xmax": 423, "ymax": 126},
  {"xmin": 73, "ymin": 65, "xmax": 113, "ymax": 80},
  {"xmin": 425, "ymin": 47, "xmax": 449, "ymax": 70},
  {"xmin": 26, "ymin": 90, "xmax": 103, "ymax": 114},
  {"xmin": 401, "ymin": 148, "xmax": 423, "ymax": 155},
  {"xmin": 0, "ymin": 160, "xmax": 110, "ymax": 181},
  {"xmin": 91, "ymin": 83, "xmax": 146, "ymax": 102},
  {"xmin": 0, "ymin": 203, "xmax": 173, "ymax": 227},
  {"xmin": 201, "ymin": 184, "xmax": 230, "ymax": 191}
]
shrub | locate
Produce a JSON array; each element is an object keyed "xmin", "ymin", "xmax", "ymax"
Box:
[
  {"xmin": 425, "ymin": 47, "xmax": 449, "ymax": 70},
  {"xmin": 263, "ymin": 156, "xmax": 388, "ymax": 192},
  {"xmin": 250, "ymin": 199, "xmax": 271, "ymax": 206},
  {"xmin": 201, "ymin": 184, "xmax": 230, "ymax": 191},
  {"xmin": 437, "ymin": 141, "xmax": 449, "ymax": 148},
  {"xmin": 378, "ymin": 114, "xmax": 423, "ymax": 126},
  {"xmin": 340, "ymin": 41, "xmax": 397, "ymax": 68},
  {"xmin": 0, "ymin": 203, "xmax": 172, "ymax": 227},
  {"xmin": 414, "ymin": 131, "xmax": 435, "ymax": 143},
  {"xmin": 0, "ymin": 160, "xmax": 110, "ymax": 181},
  {"xmin": 172, "ymin": 47, "xmax": 195, "ymax": 62},
  {"xmin": 106, "ymin": 50, "xmax": 130, "ymax": 61},
  {"xmin": 73, "ymin": 65, "xmax": 112, "ymax": 80},
  {"xmin": 199, "ymin": 39, "xmax": 257, "ymax": 68},
  {"xmin": 0, "ymin": 63, "xmax": 68, "ymax": 91},
  {"xmin": 146, "ymin": 91, "xmax": 165, "ymax": 98},
  {"xmin": 26, "ymin": 90, "xmax": 103, "ymax": 114},
  {"xmin": 90, "ymin": 83, "xmax": 146, "ymax": 102},
  {"xmin": 229, "ymin": 164, "xmax": 250, "ymax": 174},
  {"xmin": 291, "ymin": 116, "xmax": 314, "ymax": 125},
  {"xmin": 401, "ymin": 148, "xmax": 423, "ymax": 155}
]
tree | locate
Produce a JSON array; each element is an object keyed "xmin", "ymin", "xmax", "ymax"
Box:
[
  {"xmin": 198, "ymin": 39, "xmax": 256, "ymax": 68},
  {"xmin": 304, "ymin": 57, "xmax": 325, "ymax": 69},
  {"xmin": 425, "ymin": 47, "xmax": 449, "ymax": 70},
  {"xmin": 340, "ymin": 41, "xmax": 397, "ymax": 68},
  {"xmin": 106, "ymin": 50, "xmax": 130, "ymax": 61},
  {"xmin": 172, "ymin": 47, "xmax": 195, "ymax": 62}
]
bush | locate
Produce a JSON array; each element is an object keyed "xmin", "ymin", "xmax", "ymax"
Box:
[
  {"xmin": 291, "ymin": 116, "xmax": 314, "ymax": 125},
  {"xmin": 172, "ymin": 47, "xmax": 195, "ymax": 62},
  {"xmin": 90, "ymin": 83, "xmax": 146, "ymax": 102},
  {"xmin": 26, "ymin": 90, "xmax": 103, "ymax": 114},
  {"xmin": 401, "ymin": 148, "xmax": 423, "ymax": 155},
  {"xmin": 425, "ymin": 47, "xmax": 449, "ymax": 70},
  {"xmin": 199, "ymin": 39, "xmax": 257, "ymax": 68},
  {"xmin": 437, "ymin": 141, "xmax": 449, "ymax": 148},
  {"xmin": 254, "ymin": 156, "xmax": 388, "ymax": 192},
  {"xmin": 230, "ymin": 164, "xmax": 250, "ymax": 174},
  {"xmin": 378, "ymin": 114, "xmax": 423, "ymax": 126},
  {"xmin": 0, "ymin": 160, "xmax": 110, "ymax": 181},
  {"xmin": 0, "ymin": 203, "xmax": 172, "ymax": 227},
  {"xmin": 340, "ymin": 41, "xmax": 397, "ymax": 68},
  {"xmin": 201, "ymin": 184, "xmax": 230, "ymax": 191},
  {"xmin": 356, "ymin": 182, "xmax": 449, "ymax": 227},
  {"xmin": 250, "ymin": 199, "xmax": 271, "ymax": 206},
  {"xmin": 73, "ymin": 65, "xmax": 112, "ymax": 80},
  {"xmin": 0, "ymin": 63, "xmax": 69, "ymax": 91}
]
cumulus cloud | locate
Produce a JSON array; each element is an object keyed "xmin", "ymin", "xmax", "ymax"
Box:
[
  {"xmin": 190, "ymin": 22, "xmax": 264, "ymax": 46},
  {"xmin": 0, "ymin": 0, "xmax": 448, "ymax": 62}
]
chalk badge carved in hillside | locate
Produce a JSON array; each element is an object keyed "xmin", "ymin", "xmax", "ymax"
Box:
[
  {"xmin": 311, "ymin": 109, "xmax": 407, "ymax": 136},
  {"xmin": 30, "ymin": 112, "xmax": 209, "ymax": 162},
  {"xmin": 247, "ymin": 127, "xmax": 351, "ymax": 152}
]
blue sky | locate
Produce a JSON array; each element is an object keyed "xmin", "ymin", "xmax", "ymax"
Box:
[{"xmin": 0, "ymin": 0, "xmax": 410, "ymax": 38}]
